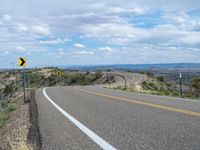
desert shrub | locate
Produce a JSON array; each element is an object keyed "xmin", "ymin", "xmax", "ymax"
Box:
[
  {"xmin": 48, "ymin": 75, "xmax": 57, "ymax": 86},
  {"xmin": 3, "ymin": 82, "xmax": 17, "ymax": 97},
  {"xmin": 157, "ymin": 76, "xmax": 165, "ymax": 82},
  {"xmin": 192, "ymin": 77, "xmax": 200, "ymax": 97},
  {"xmin": 85, "ymin": 71, "xmax": 90, "ymax": 75},
  {"xmin": 95, "ymin": 70, "xmax": 103, "ymax": 79},
  {"xmin": 0, "ymin": 112, "xmax": 8, "ymax": 127},
  {"xmin": 146, "ymin": 72, "xmax": 154, "ymax": 77},
  {"xmin": 29, "ymin": 72, "xmax": 41, "ymax": 84},
  {"xmin": 6, "ymin": 103, "xmax": 16, "ymax": 112}
]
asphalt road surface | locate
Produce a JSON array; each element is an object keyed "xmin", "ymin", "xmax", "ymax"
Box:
[{"xmin": 35, "ymin": 85, "xmax": 200, "ymax": 150}]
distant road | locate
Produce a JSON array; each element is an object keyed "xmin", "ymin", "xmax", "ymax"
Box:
[
  {"xmin": 36, "ymin": 85, "xmax": 200, "ymax": 150},
  {"xmin": 104, "ymin": 72, "xmax": 147, "ymax": 87}
]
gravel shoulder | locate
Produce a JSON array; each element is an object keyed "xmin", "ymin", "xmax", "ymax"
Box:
[{"xmin": 0, "ymin": 91, "xmax": 40, "ymax": 150}]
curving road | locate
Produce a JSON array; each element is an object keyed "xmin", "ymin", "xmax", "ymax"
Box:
[
  {"xmin": 36, "ymin": 85, "xmax": 200, "ymax": 150},
  {"xmin": 104, "ymin": 72, "xmax": 147, "ymax": 87}
]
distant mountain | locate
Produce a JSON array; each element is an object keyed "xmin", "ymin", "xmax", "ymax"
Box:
[{"xmin": 61, "ymin": 63, "xmax": 200, "ymax": 71}]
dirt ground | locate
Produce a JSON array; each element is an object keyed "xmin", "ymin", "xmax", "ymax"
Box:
[{"xmin": 0, "ymin": 94, "xmax": 34, "ymax": 150}]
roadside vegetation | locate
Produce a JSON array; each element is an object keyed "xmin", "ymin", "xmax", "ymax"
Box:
[
  {"xmin": 114, "ymin": 71, "xmax": 199, "ymax": 99},
  {"xmin": 0, "ymin": 69, "xmax": 104, "ymax": 128},
  {"xmin": 0, "ymin": 68, "xmax": 101, "ymax": 149},
  {"xmin": 0, "ymin": 102, "xmax": 16, "ymax": 127},
  {"xmin": 28, "ymin": 69, "xmax": 103, "ymax": 88}
]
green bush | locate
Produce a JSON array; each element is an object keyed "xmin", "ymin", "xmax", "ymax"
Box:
[
  {"xmin": 192, "ymin": 77, "xmax": 200, "ymax": 97},
  {"xmin": 6, "ymin": 103, "xmax": 16, "ymax": 112},
  {"xmin": 0, "ymin": 112, "xmax": 8, "ymax": 127},
  {"xmin": 95, "ymin": 70, "xmax": 103, "ymax": 79},
  {"xmin": 29, "ymin": 72, "xmax": 41, "ymax": 84},
  {"xmin": 48, "ymin": 75, "xmax": 57, "ymax": 86},
  {"xmin": 3, "ymin": 82, "xmax": 17, "ymax": 97},
  {"xmin": 157, "ymin": 76, "xmax": 165, "ymax": 82}
]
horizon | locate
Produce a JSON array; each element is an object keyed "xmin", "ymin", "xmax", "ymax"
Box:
[
  {"xmin": 0, "ymin": 0, "xmax": 200, "ymax": 68},
  {"xmin": 1, "ymin": 62, "xmax": 200, "ymax": 69}
]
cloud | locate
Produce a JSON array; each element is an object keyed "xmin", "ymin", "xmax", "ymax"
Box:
[
  {"xmin": 16, "ymin": 46, "xmax": 26, "ymax": 52},
  {"xmin": 31, "ymin": 25, "xmax": 50, "ymax": 35},
  {"xmin": 99, "ymin": 46, "xmax": 113, "ymax": 52},
  {"xmin": 1, "ymin": 51, "xmax": 10, "ymax": 56},
  {"xmin": 74, "ymin": 43, "xmax": 86, "ymax": 48},
  {"xmin": 39, "ymin": 38, "xmax": 70, "ymax": 45},
  {"xmin": 106, "ymin": 6, "xmax": 148, "ymax": 15},
  {"xmin": 13, "ymin": 23, "xmax": 29, "ymax": 32},
  {"xmin": 82, "ymin": 23, "xmax": 150, "ymax": 45},
  {"xmin": 2, "ymin": 14, "xmax": 11, "ymax": 21},
  {"xmin": 0, "ymin": 0, "xmax": 200, "ymax": 67},
  {"xmin": 55, "ymin": 48, "xmax": 66, "ymax": 57},
  {"xmin": 180, "ymin": 32, "xmax": 200, "ymax": 45},
  {"xmin": 76, "ymin": 50, "xmax": 94, "ymax": 55},
  {"xmin": 162, "ymin": 12, "xmax": 189, "ymax": 23}
]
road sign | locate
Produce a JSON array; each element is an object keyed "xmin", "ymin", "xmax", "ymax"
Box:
[
  {"xmin": 18, "ymin": 57, "xmax": 26, "ymax": 67},
  {"xmin": 56, "ymin": 71, "xmax": 61, "ymax": 76}
]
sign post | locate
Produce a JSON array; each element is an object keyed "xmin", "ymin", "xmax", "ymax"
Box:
[
  {"xmin": 56, "ymin": 70, "xmax": 62, "ymax": 86},
  {"xmin": 18, "ymin": 57, "xmax": 26, "ymax": 103},
  {"xmin": 179, "ymin": 72, "xmax": 183, "ymax": 97}
]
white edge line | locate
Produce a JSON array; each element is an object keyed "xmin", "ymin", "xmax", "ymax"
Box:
[{"xmin": 43, "ymin": 87, "xmax": 117, "ymax": 150}]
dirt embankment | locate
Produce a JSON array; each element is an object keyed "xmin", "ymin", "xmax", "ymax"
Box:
[{"xmin": 0, "ymin": 91, "xmax": 41, "ymax": 150}]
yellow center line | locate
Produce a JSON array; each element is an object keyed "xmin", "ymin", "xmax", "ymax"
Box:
[{"xmin": 74, "ymin": 87, "xmax": 200, "ymax": 117}]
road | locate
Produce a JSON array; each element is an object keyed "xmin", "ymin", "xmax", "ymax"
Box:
[
  {"xmin": 35, "ymin": 85, "xmax": 200, "ymax": 150},
  {"xmin": 104, "ymin": 72, "xmax": 147, "ymax": 87}
]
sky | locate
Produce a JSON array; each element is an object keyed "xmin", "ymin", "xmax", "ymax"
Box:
[{"xmin": 0, "ymin": 0, "xmax": 200, "ymax": 68}]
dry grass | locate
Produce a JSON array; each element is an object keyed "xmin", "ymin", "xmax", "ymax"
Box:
[{"xmin": 14, "ymin": 142, "xmax": 33, "ymax": 150}]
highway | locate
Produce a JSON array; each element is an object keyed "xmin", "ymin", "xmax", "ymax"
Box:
[{"xmin": 35, "ymin": 85, "xmax": 200, "ymax": 150}]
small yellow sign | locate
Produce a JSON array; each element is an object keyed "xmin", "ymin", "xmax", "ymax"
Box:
[
  {"xmin": 18, "ymin": 57, "xmax": 26, "ymax": 67},
  {"xmin": 56, "ymin": 71, "xmax": 61, "ymax": 76}
]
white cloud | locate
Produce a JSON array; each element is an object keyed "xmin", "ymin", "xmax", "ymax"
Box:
[
  {"xmin": 107, "ymin": 6, "xmax": 148, "ymax": 15},
  {"xmin": 162, "ymin": 12, "xmax": 189, "ymax": 23},
  {"xmin": 39, "ymin": 38, "xmax": 70, "ymax": 45},
  {"xmin": 55, "ymin": 48, "xmax": 66, "ymax": 57},
  {"xmin": 74, "ymin": 43, "xmax": 86, "ymax": 48},
  {"xmin": 2, "ymin": 14, "xmax": 11, "ymax": 21},
  {"xmin": 31, "ymin": 25, "xmax": 50, "ymax": 35},
  {"xmin": 82, "ymin": 23, "xmax": 150, "ymax": 45},
  {"xmin": 99, "ymin": 46, "xmax": 113, "ymax": 52},
  {"xmin": 16, "ymin": 46, "xmax": 26, "ymax": 52},
  {"xmin": 180, "ymin": 32, "xmax": 200, "ymax": 45},
  {"xmin": 1, "ymin": 51, "xmax": 10, "ymax": 56},
  {"xmin": 13, "ymin": 23, "xmax": 28, "ymax": 32},
  {"xmin": 0, "ymin": 0, "xmax": 200, "ymax": 67},
  {"xmin": 76, "ymin": 50, "xmax": 94, "ymax": 55}
]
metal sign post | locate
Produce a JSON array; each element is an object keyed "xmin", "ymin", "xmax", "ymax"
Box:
[
  {"xmin": 56, "ymin": 70, "xmax": 62, "ymax": 86},
  {"xmin": 18, "ymin": 57, "xmax": 26, "ymax": 103},
  {"xmin": 23, "ymin": 66, "xmax": 26, "ymax": 102},
  {"xmin": 124, "ymin": 77, "xmax": 127, "ymax": 89},
  {"xmin": 179, "ymin": 73, "xmax": 183, "ymax": 97}
]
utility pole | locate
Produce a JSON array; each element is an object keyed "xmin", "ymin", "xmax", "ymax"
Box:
[{"xmin": 179, "ymin": 72, "xmax": 183, "ymax": 97}]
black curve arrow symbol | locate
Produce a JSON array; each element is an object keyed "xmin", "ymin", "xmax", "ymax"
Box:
[{"xmin": 20, "ymin": 58, "xmax": 25, "ymax": 66}]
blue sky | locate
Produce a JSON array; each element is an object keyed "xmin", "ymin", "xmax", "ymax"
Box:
[{"xmin": 0, "ymin": 0, "xmax": 200, "ymax": 68}]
